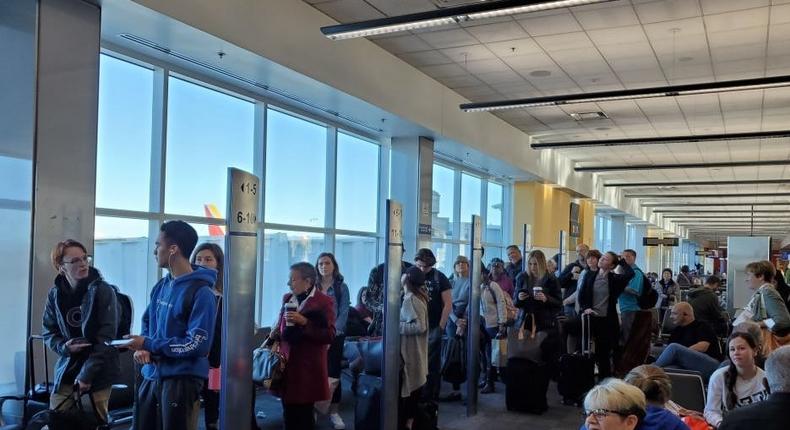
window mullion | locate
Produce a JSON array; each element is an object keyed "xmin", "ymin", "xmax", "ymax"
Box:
[{"xmin": 325, "ymin": 127, "xmax": 337, "ymax": 251}]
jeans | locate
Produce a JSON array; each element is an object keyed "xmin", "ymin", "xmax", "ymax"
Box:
[
  {"xmin": 134, "ymin": 377, "xmax": 203, "ymax": 430},
  {"xmin": 655, "ymin": 343, "xmax": 721, "ymax": 383}
]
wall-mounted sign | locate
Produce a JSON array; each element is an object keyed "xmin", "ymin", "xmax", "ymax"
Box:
[{"xmin": 643, "ymin": 237, "xmax": 679, "ymax": 246}]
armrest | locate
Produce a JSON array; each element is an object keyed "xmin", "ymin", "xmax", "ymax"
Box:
[{"xmin": 0, "ymin": 395, "xmax": 26, "ymax": 427}]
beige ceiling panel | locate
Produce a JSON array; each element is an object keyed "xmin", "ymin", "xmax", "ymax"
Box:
[
  {"xmin": 704, "ymin": 7, "xmax": 770, "ymax": 33},
  {"xmin": 464, "ymin": 21, "xmax": 530, "ymax": 43},
  {"xmin": 517, "ymin": 12, "xmax": 583, "ymax": 37},
  {"xmin": 439, "ymin": 45, "xmax": 496, "ymax": 63},
  {"xmin": 441, "ymin": 74, "xmax": 484, "ymax": 89},
  {"xmin": 771, "ymin": 3, "xmax": 790, "ymax": 24},
  {"xmin": 312, "ymin": 0, "xmax": 385, "ymax": 21},
  {"xmin": 633, "ymin": 0, "xmax": 703, "ymax": 24},
  {"xmin": 587, "ymin": 25, "xmax": 649, "ymax": 46},
  {"xmin": 397, "ymin": 50, "xmax": 453, "ymax": 66},
  {"xmin": 700, "ymin": 0, "xmax": 770, "ymax": 15},
  {"xmin": 475, "ymin": 69, "xmax": 526, "ymax": 85},
  {"xmin": 716, "ymin": 60, "xmax": 768, "ymax": 79},
  {"xmin": 504, "ymin": 52, "xmax": 558, "ymax": 70},
  {"xmin": 615, "ymin": 69, "xmax": 668, "ymax": 87},
  {"xmin": 644, "ymin": 17, "xmax": 706, "ymax": 41},
  {"xmin": 373, "ymin": 35, "xmax": 434, "ymax": 54},
  {"xmin": 363, "ymin": 0, "xmax": 436, "ymax": 15},
  {"xmin": 419, "ymin": 63, "xmax": 468, "ymax": 78},
  {"xmin": 635, "ymin": 97, "xmax": 684, "ymax": 115},
  {"xmin": 454, "ymin": 85, "xmax": 497, "ymax": 99},
  {"xmin": 719, "ymin": 90, "xmax": 765, "ymax": 111},
  {"xmin": 485, "ymin": 38, "xmax": 542, "ymax": 58},
  {"xmin": 418, "ymin": 29, "xmax": 478, "ymax": 49},
  {"xmin": 572, "ymin": 4, "xmax": 640, "ymax": 30},
  {"xmin": 534, "ymin": 32, "xmax": 595, "ymax": 52},
  {"xmin": 460, "ymin": 58, "xmax": 507, "ymax": 74},
  {"xmin": 491, "ymin": 83, "xmax": 540, "ymax": 98}
]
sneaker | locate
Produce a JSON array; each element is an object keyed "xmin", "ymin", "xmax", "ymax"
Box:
[{"xmin": 329, "ymin": 412, "xmax": 346, "ymax": 430}]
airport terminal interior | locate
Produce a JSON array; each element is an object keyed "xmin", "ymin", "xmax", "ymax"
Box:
[{"xmin": 3, "ymin": 0, "xmax": 790, "ymax": 429}]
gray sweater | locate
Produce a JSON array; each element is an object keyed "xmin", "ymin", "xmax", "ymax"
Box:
[
  {"xmin": 400, "ymin": 292, "xmax": 428, "ymax": 397},
  {"xmin": 450, "ymin": 276, "xmax": 470, "ymax": 322},
  {"xmin": 750, "ymin": 284, "xmax": 790, "ymax": 335}
]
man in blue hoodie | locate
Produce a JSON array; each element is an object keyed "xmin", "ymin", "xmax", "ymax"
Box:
[{"xmin": 125, "ymin": 221, "xmax": 218, "ymax": 430}]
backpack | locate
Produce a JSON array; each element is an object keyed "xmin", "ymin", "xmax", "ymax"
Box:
[
  {"xmin": 114, "ymin": 290, "xmax": 133, "ymax": 338},
  {"xmin": 485, "ymin": 283, "xmax": 517, "ymax": 326},
  {"xmin": 637, "ymin": 269, "xmax": 658, "ymax": 310}
]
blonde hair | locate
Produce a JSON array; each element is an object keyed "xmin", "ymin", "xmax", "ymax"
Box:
[
  {"xmin": 625, "ymin": 365, "xmax": 672, "ymax": 405},
  {"xmin": 526, "ymin": 250, "xmax": 547, "ymax": 279},
  {"xmin": 584, "ymin": 378, "xmax": 647, "ymax": 417}
]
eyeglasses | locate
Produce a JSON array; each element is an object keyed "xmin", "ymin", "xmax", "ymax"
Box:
[
  {"xmin": 581, "ymin": 409, "xmax": 629, "ymax": 420},
  {"xmin": 63, "ymin": 255, "xmax": 93, "ymax": 266}
]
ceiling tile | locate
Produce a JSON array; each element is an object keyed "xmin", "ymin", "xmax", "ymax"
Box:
[
  {"xmin": 460, "ymin": 58, "xmax": 507, "ymax": 74},
  {"xmin": 418, "ymin": 63, "xmax": 468, "ymax": 78},
  {"xmin": 363, "ymin": 0, "xmax": 436, "ymax": 15},
  {"xmin": 587, "ymin": 25, "xmax": 649, "ymax": 46},
  {"xmin": 572, "ymin": 4, "xmax": 640, "ymax": 30},
  {"xmin": 634, "ymin": 0, "xmax": 703, "ymax": 24},
  {"xmin": 454, "ymin": 85, "xmax": 497, "ymax": 99},
  {"xmin": 464, "ymin": 21, "xmax": 530, "ymax": 43},
  {"xmin": 397, "ymin": 50, "xmax": 452, "ymax": 66},
  {"xmin": 418, "ymin": 29, "xmax": 478, "ymax": 49},
  {"xmin": 704, "ymin": 7, "xmax": 770, "ymax": 33},
  {"xmin": 534, "ymin": 32, "xmax": 595, "ymax": 52},
  {"xmin": 440, "ymin": 74, "xmax": 484, "ymax": 89},
  {"xmin": 439, "ymin": 44, "xmax": 496, "ymax": 63},
  {"xmin": 312, "ymin": 0, "xmax": 385, "ymax": 22},
  {"xmin": 517, "ymin": 12, "xmax": 583, "ymax": 36},
  {"xmin": 486, "ymin": 38, "xmax": 542, "ymax": 57},
  {"xmin": 771, "ymin": 3, "xmax": 790, "ymax": 24},
  {"xmin": 373, "ymin": 35, "xmax": 434, "ymax": 54},
  {"xmin": 475, "ymin": 70, "xmax": 526, "ymax": 85},
  {"xmin": 700, "ymin": 0, "xmax": 770, "ymax": 15}
]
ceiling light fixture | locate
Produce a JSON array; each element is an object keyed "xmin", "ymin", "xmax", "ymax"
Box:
[
  {"xmin": 642, "ymin": 202, "xmax": 790, "ymax": 208},
  {"xmin": 320, "ymin": 0, "xmax": 614, "ymax": 40},
  {"xmin": 604, "ymin": 179, "xmax": 790, "ymax": 188},
  {"xmin": 627, "ymin": 192, "xmax": 790, "ymax": 199},
  {"xmin": 530, "ymin": 130, "xmax": 790, "ymax": 149},
  {"xmin": 577, "ymin": 159, "xmax": 790, "ymax": 172},
  {"xmin": 653, "ymin": 209, "xmax": 790, "ymax": 213},
  {"xmin": 461, "ymin": 74, "xmax": 790, "ymax": 112}
]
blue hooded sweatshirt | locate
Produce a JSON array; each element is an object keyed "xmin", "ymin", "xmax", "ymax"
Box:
[
  {"xmin": 581, "ymin": 405, "xmax": 689, "ymax": 430},
  {"xmin": 141, "ymin": 265, "xmax": 218, "ymax": 380}
]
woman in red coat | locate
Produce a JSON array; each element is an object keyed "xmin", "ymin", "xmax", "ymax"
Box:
[{"xmin": 271, "ymin": 261, "xmax": 336, "ymax": 429}]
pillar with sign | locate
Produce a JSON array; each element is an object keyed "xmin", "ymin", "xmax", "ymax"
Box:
[
  {"xmin": 466, "ymin": 215, "xmax": 483, "ymax": 416},
  {"xmin": 382, "ymin": 200, "xmax": 404, "ymax": 430},
  {"xmin": 220, "ymin": 168, "xmax": 259, "ymax": 430}
]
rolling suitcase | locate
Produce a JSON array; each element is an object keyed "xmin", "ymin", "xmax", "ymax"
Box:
[
  {"xmin": 557, "ymin": 313, "xmax": 595, "ymax": 406},
  {"xmin": 354, "ymin": 373, "xmax": 381, "ymax": 430},
  {"xmin": 505, "ymin": 357, "xmax": 549, "ymax": 414}
]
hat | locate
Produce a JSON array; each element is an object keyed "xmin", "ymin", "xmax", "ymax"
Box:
[{"xmin": 404, "ymin": 266, "xmax": 426, "ymax": 286}]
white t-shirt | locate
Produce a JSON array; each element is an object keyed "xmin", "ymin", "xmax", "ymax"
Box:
[{"xmin": 704, "ymin": 366, "xmax": 769, "ymax": 427}]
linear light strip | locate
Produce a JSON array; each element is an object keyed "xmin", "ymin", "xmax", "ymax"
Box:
[
  {"xmin": 643, "ymin": 202, "xmax": 790, "ymax": 207},
  {"xmin": 321, "ymin": 0, "xmax": 613, "ymax": 40},
  {"xmin": 576, "ymin": 159, "xmax": 790, "ymax": 172},
  {"xmin": 654, "ymin": 209, "xmax": 790, "ymax": 213},
  {"xmin": 461, "ymin": 75, "xmax": 790, "ymax": 112},
  {"xmin": 530, "ymin": 130, "xmax": 790, "ymax": 149},
  {"xmin": 604, "ymin": 179, "xmax": 790, "ymax": 187},
  {"xmin": 627, "ymin": 192, "xmax": 790, "ymax": 199}
]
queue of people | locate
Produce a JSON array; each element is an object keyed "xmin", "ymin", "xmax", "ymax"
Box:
[{"xmin": 38, "ymin": 226, "xmax": 790, "ymax": 430}]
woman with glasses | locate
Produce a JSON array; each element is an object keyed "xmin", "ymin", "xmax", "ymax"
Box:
[
  {"xmin": 580, "ymin": 379, "xmax": 647, "ymax": 430},
  {"xmin": 42, "ymin": 239, "xmax": 120, "ymax": 423}
]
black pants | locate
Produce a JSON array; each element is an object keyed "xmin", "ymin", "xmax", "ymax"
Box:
[
  {"xmin": 327, "ymin": 334, "xmax": 345, "ymax": 404},
  {"xmin": 423, "ymin": 325, "xmax": 443, "ymax": 400},
  {"xmin": 282, "ymin": 401, "xmax": 315, "ymax": 430},
  {"xmin": 202, "ymin": 385, "xmax": 219, "ymax": 428},
  {"xmin": 591, "ymin": 316, "xmax": 617, "ymax": 379},
  {"xmin": 133, "ymin": 376, "xmax": 203, "ymax": 430}
]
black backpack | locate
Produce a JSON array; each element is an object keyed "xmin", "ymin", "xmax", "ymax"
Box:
[{"xmin": 637, "ymin": 270, "xmax": 658, "ymax": 310}]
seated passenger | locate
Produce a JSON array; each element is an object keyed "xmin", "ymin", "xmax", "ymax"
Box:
[
  {"xmin": 655, "ymin": 302, "xmax": 723, "ymax": 382},
  {"xmin": 688, "ymin": 275, "xmax": 727, "ymax": 336},
  {"xmin": 624, "ymin": 365, "xmax": 690, "ymax": 430},
  {"xmin": 580, "ymin": 378, "xmax": 646, "ymax": 430},
  {"xmin": 270, "ymin": 262, "xmax": 336, "ymax": 430},
  {"xmin": 718, "ymin": 345, "xmax": 790, "ymax": 430},
  {"xmin": 704, "ymin": 332, "xmax": 769, "ymax": 428},
  {"xmin": 399, "ymin": 266, "xmax": 429, "ymax": 430}
]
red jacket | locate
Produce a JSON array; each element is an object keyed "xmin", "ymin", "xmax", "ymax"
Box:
[{"xmin": 274, "ymin": 289, "xmax": 336, "ymax": 404}]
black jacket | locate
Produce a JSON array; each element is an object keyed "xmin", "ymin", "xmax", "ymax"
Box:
[
  {"xmin": 688, "ymin": 287, "xmax": 726, "ymax": 328},
  {"xmin": 513, "ymin": 272, "xmax": 562, "ymax": 331},
  {"xmin": 718, "ymin": 393, "xmax": 790, "ymax": 430},
  {"xmin": 578, "ymin": 261, "xmax": 634, "ymax": 327},
  {"xmin": 557, "ymin": 261, "xmax": 585, "ymax": 299},
  {"xmin": 42, "ymin": 268, "xmax": 120, "ymax": 391}
]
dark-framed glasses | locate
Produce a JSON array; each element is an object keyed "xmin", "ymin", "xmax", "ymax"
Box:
[
  {"xmin": 581, "ymin": 409, "xmax": 629, "ymax": 420},
  {"xmin": 63, "ymin": 255, "xmax": 93, "ymax": 266}
]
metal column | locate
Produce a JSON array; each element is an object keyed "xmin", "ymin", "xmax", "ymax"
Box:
[
  {"xmin": 220, "ymin": 168, "xmax": 260, "ymax": 430},
  {"xmin": 382, "ymin": 200, "xmax": 404, "ymax": 430},
  {"xmin": 466, "ymin": 215, "xmax": 483, "ymax": 416}
]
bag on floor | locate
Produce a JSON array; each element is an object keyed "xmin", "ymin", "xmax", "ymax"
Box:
[
  {"xmin": 557, "ymin": 313, "xmax": 595, "ymax": 406},
  {"xmin": 491, "ymin": 337, "xmax": 508, "ymax": 367},
  {"xmin": 505, "ymin": 357, "xmax": 549, "ymax": 414},
  {"xmin": 412, "ymin": 400, "xmax": 438, "ymax": 430},
  {"xmin": 441, "ymin": 335, "xmax": 467, "ymax": 385},
  {"xmin": 507, "ymin": 313, "xmax": 548, "ymax": 363},
  {"xmin": 354, "ymin": 374, "xmax": 381, "ymax": 430},
  {"xmin": 26, "ymin": 386, "xmax": 107, "ymax": 430}
]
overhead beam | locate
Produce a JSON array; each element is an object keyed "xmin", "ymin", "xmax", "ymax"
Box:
[
  {"xmin": 627, "ymin": 192, "xmax": 790, "ymax": 199},
  {"xmin": 576, "ymin": 159, "xmax": 790, "ymax": 172},
  {"xmin": 654, "ymin": 209, "xmax": 790, "ymax": 213},
  {"xmin": 642, "ymin": 202, "xmax": 790, "ymax": 207},
  {"xmin": 461, "ymin": 75, "xmax": 790, "ymax": 112},
  {"xmin": 604, "ymin": 179, "xmax": 790, "ymax": 187},
  {"xmin": 529, "ymin": 130, "xmax": 790, "ymax": 149}
]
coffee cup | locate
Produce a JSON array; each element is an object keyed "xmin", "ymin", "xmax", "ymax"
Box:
[
  {"xmin": 533, "ymin": 286, "xmax": 543, "ymax": 295},
  {"xmin": 285, "ymin": 302, "xmax": 297, "ymax": 326}
]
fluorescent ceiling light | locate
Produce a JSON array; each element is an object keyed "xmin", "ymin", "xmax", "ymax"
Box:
[
  {"xmin": 530, "ymin": 130, "xmax": 790, "ymax": 149},
  {"xmin": 604, "ymin": 179, "xmax": 790, "ymax": 188},
  {"xmin": 321, "ymin": 0, "xmax": 614, "ymax": 40},
  {"xmin": 461, "ymin": 74, "xmax": 790, "ymax": 112},
  {"xmin": 627, "ymin": 192, "xmax": 790, "ymax": 199},
  {"xmin": 576, "ymin": 159, "xmax": 790, "ymax": 173}
]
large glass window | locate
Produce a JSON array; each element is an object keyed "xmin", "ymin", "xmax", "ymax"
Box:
[
  {"xmin": 96, "ymin": 55, "xmax": 153, "ymax": 212},
  {"xmin": 460, "ymin": 173, "xmax": 481, "ymax": 241},
  {"xmin": 336, "ymin": 133, "xmax": 379, "ymax": 233},
  {"xmin": 486, "ymin": 182, "xmax": 503, "ymax": 244},
  {"xmin": 165, "ymin": 77, "xmax": 255, "ymax": 217},
  {"xmin": 94, "ymin": 217, "xmax": 150, "ymax": 334},
  {"xmin": 261, "ymin": 230, "xmax": 325, "ymax": 324},
  {"xmin": 334, "ymin": 235, "xmax": 378, "ymax": 301},
  {"xmin": 265, "ymin": 109, "xmax": 327, "ymax": 228},
  {"xmin": 431, "ymin": 164, "xmax": 455, "ymax": 240}
]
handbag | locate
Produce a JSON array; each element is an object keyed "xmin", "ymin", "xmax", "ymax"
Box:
[
  {"xmin": 757, "ymin": 291, "xmax": 790, "ymax": 356},
  {"xmin": 484, "ymin": 284, "xmax": 517, "ymax": 326},
  {"xmin": 27, "ymin": 385, "xmax": 107, "ymax": 430},
  {"xmin": 252, "ymin": 337, "xmax": 286, "ymax": 390},
  {"xmin": 507, "ymin": 313, "xmax": 548, "ymax": 363},
  {"xmin": 491, "ymin": 337, "xmax": 508, "ymax": 367},
  {"xmin": 441, "ymin": 335, "xmax": 467, "ymax": 384}
]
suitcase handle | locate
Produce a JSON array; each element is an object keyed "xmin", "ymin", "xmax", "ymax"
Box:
[
  {"xmin": 27, "ymin": 335, "xmax": 50, "ymax": 395},
  {"xmin": 581, "ymin": 313, "xmax": 593, "ymax": 356}
]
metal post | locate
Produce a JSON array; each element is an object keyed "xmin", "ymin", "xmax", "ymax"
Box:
[
  {"xmin": 382, "ymin": 200, "xmax": 404, "ymax": 430},
  {"xmin": 559, "ymin": 230, "xmax": 568, "ymax": 272},
  {"xmin": 220, "ymin": 168, "xmax": 260, "ymax": 430},
  {"xmin": 466, "ymin": 215, "xmax": 483, "ymax": 416},
  {"xmin": 522, "ymin": 224, "xmax": 531, "ymax": 272}
]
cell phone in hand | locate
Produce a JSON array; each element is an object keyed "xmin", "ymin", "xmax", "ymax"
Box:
[{"xmin": 106, "ymin": 339, "xmax": 133, "ymax": 347}]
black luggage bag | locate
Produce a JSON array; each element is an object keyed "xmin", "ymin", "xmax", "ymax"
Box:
[
  {"xmin": 354, "ymin": 373, "xmax": 381, "ymax": 430},
  {"xmin": 412, "ymin": 400, "xmax": 438, "ymax": 430},
  {"xmin": 557, "ymin": 313, "xmax": 595, "ymax": 406},
  {"xmin": 505, "ymin": 357, "xmax": 549, "ymax": 414}
]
